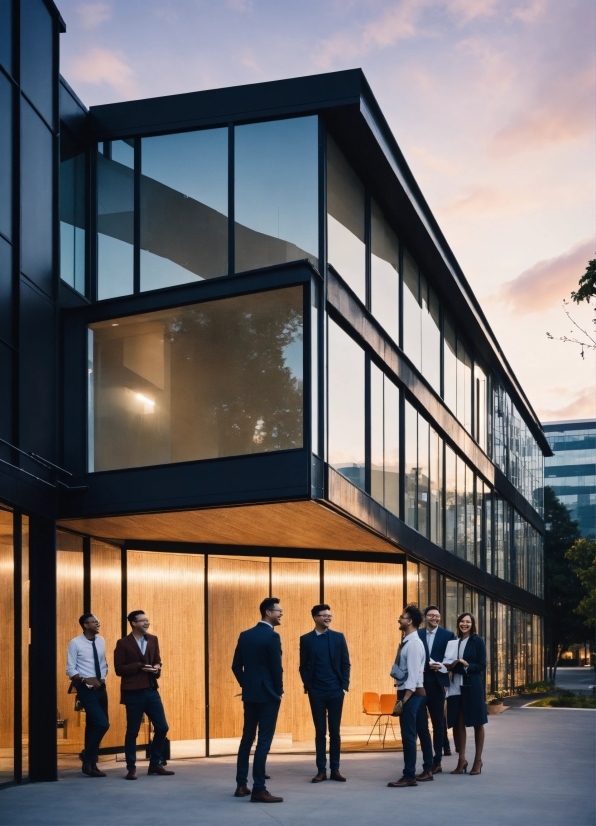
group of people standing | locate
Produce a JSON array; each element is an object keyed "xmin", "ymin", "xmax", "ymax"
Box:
[
  {"xmin": 231, "ymin": 599, "xmax": 487, "ymax": 802},
  {"xmin": 66, "ymin": 599, "xmax": 487, "ymax": 802}
]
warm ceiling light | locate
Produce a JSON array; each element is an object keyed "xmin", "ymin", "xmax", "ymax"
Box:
[{"xmin": 136, "ymin": 393, "xmax": 155, "ymax": 407}]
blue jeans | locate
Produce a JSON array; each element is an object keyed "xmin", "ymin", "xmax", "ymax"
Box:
[
  {"xmin": 398, "ymin": 690, "xmax": 434, "ymax": 779},
  {"xmin": 308, "ymin": 688, "xmax": 344, "ymax": 771},
  {"xmin": 236, "ymin": 700, "xmax": 280, "ymax": 793},
  {"xmin": 123, "ymin": 688, "xmax": 169, "ymax": 769},
  {"xmin": 77, "ymin": 685, "xmax": 109, "ymax": 764}
]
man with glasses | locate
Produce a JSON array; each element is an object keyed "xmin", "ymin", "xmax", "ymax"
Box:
[
  {"xmin": 299, "ymin": 604, "xmax": 351, "ymax": 783},
  {"xmin": 387, "ymin": 606, "xmax": 433, "ymax": 788},
  {"xmin": 114, "ymin": 610, "xmax": 174, "ymax": 780},
  {"xmin": 417, "ymin": 605, "xmax": 456, "ymax": 773},
  {"xmin": 232, "ymin": 597, "xmax": 284, "ymax": 803},
  {"xmin": 66, "ymin": 614, "xmax": 110, "ymax": 777}
]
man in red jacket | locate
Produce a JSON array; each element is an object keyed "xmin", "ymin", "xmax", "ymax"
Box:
[{"xmin": 114, "ymin": 610, "xmax": 175, "ymax": 780}]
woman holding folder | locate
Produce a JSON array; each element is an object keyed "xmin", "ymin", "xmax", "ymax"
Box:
[{"xmin": 443, "ymin": 612, "xmax": 487, "ymax": 776}]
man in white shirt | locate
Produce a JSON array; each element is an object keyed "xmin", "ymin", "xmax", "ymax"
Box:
[
  {"xmin": 66, "ymin": 614, "xmax": 110, "ymax": 777},
  {"xmin": 387, "ymin": 605, "xmax": 434, "ymax": 788}
]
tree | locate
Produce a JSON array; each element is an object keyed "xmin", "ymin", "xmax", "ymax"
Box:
[
  {"xmin": 543, "ymin": 486, "xmax": 585, "ymax": 681},
  {"xmin": 546, "ymin": 258, "xmax": 596, "ymax": 358},
  {"xmin": 566, "ymin": 538, "xmax": 596, "ymax": 628}
]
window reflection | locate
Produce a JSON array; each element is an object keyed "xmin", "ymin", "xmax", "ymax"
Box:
[
  {"xmin": 402, "ymin": 248, "xmax": 421, "ymax": 371},
  {"xmin": 235, "ymin": 117, "xmax": 318, "ymax": 273},
  {"xmin": 89, "ymin": 286, "xmax": 304, "ymax": 471},
  {"xmin": 141, "ymin": 128, "xmax": 228, "ymax": 291},
  {"xmin": 418, "ymin": 416, "xmax": 429, "ymax": 538},
  {"xmin": 445, "ymin": 445, "xmax": 456, "ymax": 553},
  {"xmin": 60, "ymin": 135, "xmax": 86, "ymax": 295},
  {"xmin": 327, "ymin": 135, "xmax": 365, "ymax": 302},
  {"xmin": 371, "ymin": 200, "xmax": 399, "ymax": 343},
  {"xmin": 429, "ymin": 428, "xmax": 443, "ymax": 547},
  {"xmin": 370, "ymin": 363, "xmax": 400, "ymax": 517},
  {"xmin": 405, "ymin": 400, "xmax": 417, "ymax": 529},
  {"xmin": 327, "ymin": 319, "xmax": 365, "ymax": 489},
  {"xmin": 97, "ymin": 140, "xmax": 134, "ymax": 300},
  {"xmin": 420, "ymin": 276, "xmax": 440, "ymax": 394}
]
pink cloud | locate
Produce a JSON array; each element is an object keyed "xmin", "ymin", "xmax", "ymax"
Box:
[
  {"xmin": 494, "ymin": 238, "xmax": 595, "ymax": 315},
  {"xmin": 70, "ymin": 47, "xmax": 139, "ymax": 99},
  {"xmin": 75, "ymin": 2, "xmax": 111, "ymax": 30},
  {"xmin": 539, "ymin": 386, "xmax": 596, "ymax": 422}
]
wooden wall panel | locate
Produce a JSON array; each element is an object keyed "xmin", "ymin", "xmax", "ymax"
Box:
[
  {"xmin": 56, "ymin": 532, "xmax": 84, "ymax": 753},
  {"xmin": 21, "ymin": 517, "xmax": 29, "ymax": 769},
  {"xmin": 271, "ymin": 559, "xmax": 320, "ymax": 743},
  {"xmin": 324, "ymin": 561, "xmax": 403, "ymax": 727},
  {"xmin": 406, "ymin": 560, "xmax": 419, "ymax": 607},
  {"xmin": 90, "ymin": 541, "xmax": 127, "ymax": 748},
  {"xmin": 208, "ymin": 556, "xmax": 269, "ymax": 740},
  {"xmin": 127, "ymin": 551, "xmax": 205, "ymax": 743},
  {"xmin": 0, "ymin": 509, "xmax": 14, "ymax": 770}
]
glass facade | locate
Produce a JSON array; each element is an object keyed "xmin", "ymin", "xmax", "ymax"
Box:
[
  {"xmin": 141, "ymin": 128, "xmax": 228, "ymax": 290},
  {"xmin": 370, "ymin": 200, "xmax": 399, "ymax": 345},
  {"xmin": 327, "ymin": 134, "xmax": 366, "ymax": 303},
  {"xmin": 371, "ymin": 362, "xmax": 400, "ymax": 516},
  {"xmin": 89, "ymin": 286, "xmax": 304, "ymax": 471},
  {"xmin": 544, "ymin": 420, "xmax": 596, "ymax": 539},
  {"xmin": 60, "ymin": 135, "xmax": 86, "ymax": 295},
  {"xmin": 235, "ymin": 116, "xmax": 318, "ymax": 273},
  {"xmin": 97, "ymin": 140, "xmax": 134, "ymax": 300}
]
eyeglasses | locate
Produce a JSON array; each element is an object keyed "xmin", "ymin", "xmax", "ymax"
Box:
[{"xmin": 268, "ymin": 609, "xmax": 283, "ymax": 613}]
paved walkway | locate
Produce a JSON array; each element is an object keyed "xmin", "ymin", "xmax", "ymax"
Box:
[
  {"xmin": 555, "ymin": 666, "xmax": 596, "ymax": 694},
  {"xmin": 1, "ymin": 707, "xmax": 594, "ymax": 826}
]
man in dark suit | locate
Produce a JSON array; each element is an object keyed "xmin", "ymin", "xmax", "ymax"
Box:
[
  {"xmin": 299, "ymin": 604, "xmax": 351, "ymax": 783},
  {"xmin": 114, "ymin": 610, "xmax": 174, "ymax": 780},
  {"xmin": 232, "ymin": 597, "xmax": 284, "ymax": 803},
  {"xmin": 418, "ymin": 605, "xmax": 456, "ymax": 774}
]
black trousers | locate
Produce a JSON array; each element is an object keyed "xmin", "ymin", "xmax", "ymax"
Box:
[
  {"xmin": 308, "ymin": 688, "xmax": 345, "ymax": 772},
  {"xmin": 122, "ymin": 688, "xmax": 169, "ymax": 769},
  {"xmin": 76, "ymin": 685, "xmax": 109, "ymax": 764},
  {"xmin": 424, "ymin": 678, "xmax": 449, "ymax": 764},
  {"xmin": 236, "ymin": 700, "xmax": 280, "ymax": 793}
]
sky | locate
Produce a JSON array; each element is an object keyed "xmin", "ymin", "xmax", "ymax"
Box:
[{"xmin": 56, "ymin": 0, "xmax": 596, "ymax": 423}]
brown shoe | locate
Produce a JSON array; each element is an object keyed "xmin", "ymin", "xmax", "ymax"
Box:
[
  {"xmin": 82, "ymin": 763, "xmax": 106, "ymax": 777},
  {"xmin": 431, "ymin": 763, "xmax": 442, "ymax": 774},
  {"xmin": 148, "ymin": 764, "xmax": 175, "ymax": 775},
  {"xmin": 265, "ymin": 774, "xmax": 271, "ymax": 780},
  {"xmin": 250, "ymin": 790, "xmax": 283, "ymax": 802},
  {"xmin": 312, "ymin": 771, "xmax": 327, "ymax": 783},
  {"xmin": 415, "ymin": 771, "xmax": 434, "ymax": 782},
  {"xmin": 234, "ymin": 784, "xmax": 250, "ymax": 797},
  {"xmin": 388, "ymin": 776, "xmax": 417, "ymax": 787},
  {"xmin": 330, "ymin": 770, "xmax": 346, "ymax": 782},
  {"xmin": 125, "ymin": 769, "xmax": 137, "ymax": 780}
]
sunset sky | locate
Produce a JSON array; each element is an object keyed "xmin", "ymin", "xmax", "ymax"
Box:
[{"xmin": 56, "ymin": 0, "xmax": 596, "ymax": 423}]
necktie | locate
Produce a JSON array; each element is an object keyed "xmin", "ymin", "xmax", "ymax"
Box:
[{"xmin": 92, "ymin": 639, "xmax": 102, "ymax": 680}]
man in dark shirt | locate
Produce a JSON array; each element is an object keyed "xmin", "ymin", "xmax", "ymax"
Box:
[{"xmin": 299, "ymin": 604, "xmax": 351, "ymax": 783}]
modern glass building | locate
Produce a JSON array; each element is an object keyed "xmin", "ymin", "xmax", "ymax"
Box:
[
  {"xmin": 543, "ymin": 420, "xmax": 596, "ymax": 539},
  {"xmin": 0, "ymin": 0, "xmax": 550, "ymax": 788}
]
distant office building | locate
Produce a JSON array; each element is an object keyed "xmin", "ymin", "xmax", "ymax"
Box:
[
  {"xmin": 543, "ymin": 420, "xmax": 596, "ymax": 539},
  {"xmin": 1, "ymin": 0, "xmax": 549, "ymax": 789}
]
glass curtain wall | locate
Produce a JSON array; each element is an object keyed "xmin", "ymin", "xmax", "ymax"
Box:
[
  {"xmin": 97, "ymin": 140, "xmax": 134, "ymax": 300},
  {"xmin": 326, "ymin": 134, "xmax": 366, "ymax": 303},
  {"xmin": 89, "ymin": 286, "xmax": 304, "ymax": 471},
  {"xmin": 59, "ymin": 133, "xmax": 86, "ymax": 295},
  {"xmin": 370, "ymin": 200, "xmax": 399, "ymax": 344},
  {"xmin": 327, "ymin": 318, "xmax": 365, "ymax": 489},
  {"xmin": 370, "ymin": 362, "xmax": 400, "ymax": 517},
  {"xmin": 141, "ymin": 128, "xmax": 228, "ymax": 290},
  {"xmin": 236, "ymin": 116, "xmax": 318, "ymax": 273}
]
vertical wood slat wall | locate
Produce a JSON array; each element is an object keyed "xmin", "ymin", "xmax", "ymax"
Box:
[
  {"xmin": 56, "ymin": 533, "xmax": 84, "ymax": 754},
  {"xmin": 0, "ymin": 510, "xmax": 15, "ymax": 776}
]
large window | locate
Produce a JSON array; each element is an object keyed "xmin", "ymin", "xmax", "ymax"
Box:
[
  {"xmin": 403, "ymin": 250, "xmax": 440, "ymax": 394},
  {"xmin": 141, "ymin": 128, "xmax": 228, "ymax": 291},
  {"xmin": 97, "ymin": 140, "xmax": 134, "ymax": 300},
  {"xmin": 327, "ymin": 318, "xmax": 365, "ymax": 489},
  {"xmin": 370, "ymin": 200, "xmax": 400, "ymax": 344},
  {"xmin": 370, "ymin": 362, "xmax": 400, "ymax": 517},
  {"xmin": 327, "ymin": 135, "xmax": 366, "ymax": 303},
  {"xmin": 60, "ymin": 134, "xmax": 86, "ymax": 295},
  {"xmin": 89, "ymin": 286, "xmax": 304, "ymax": 471},
  {"xmin": 235, "ymin": 116, "xmax": 318, "ymax": 273}
]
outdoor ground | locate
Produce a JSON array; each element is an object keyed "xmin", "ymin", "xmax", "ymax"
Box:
[{"xmin": 1, "ymin": 703, "xmax": 594, "ymax": 826}]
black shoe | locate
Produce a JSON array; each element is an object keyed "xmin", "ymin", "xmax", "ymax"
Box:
[
  {"xmin": 82, "ymin": 762, "xmax": 106, "ymax": 777},
  {"xmin": 148, "ymin": 764, "xmax": 175, "ymax": 775},
  {"xmin": 234, "ymin": 784, "xmax": 250, "ymax": 797},
  {"xmin": 443, "ymin": 748, "xmax": 452, "ymax": 756}
]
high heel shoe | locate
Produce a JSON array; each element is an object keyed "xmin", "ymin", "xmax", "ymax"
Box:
[
  {"xmin": 450, "ymin": 760, "xmax": 468, "ymax": 774},
  {"xmin": 470, "ymin": 759, "xmax": 483, "ymax": 775}
]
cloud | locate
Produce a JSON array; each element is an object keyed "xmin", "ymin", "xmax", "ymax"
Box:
[
  {"xmin": 539, "ymin": 386, "xmax": 596, "ymax": 422},
  {"xmin": 70, "ymin": 47, "xmax": 139, "ymax": 99},
  {"xmin": 511, "ymin": 0, "xmax": 547, "ymax": 22},
  {"xmin": 443, "ymin": 184, "xmax": 509, "ymax": 215},
  {"xmin": 445, "ymin": 0, "xmax": 500, "ymax": 24},
  {"xmin": 75, "ymin": 2, "xmax": 111, "ymax": 30},
  {"xmin": 494, "ymin": 238, "xmax": 596, "ymax": 315}
]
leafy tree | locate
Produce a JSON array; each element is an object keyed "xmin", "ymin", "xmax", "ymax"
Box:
[
  {"xmin": 543, "ymin": 486, "xmax": 585, "ymax": 680},
  {"xmin": 546, "ymin": 258, "xmax": 596, "ymax": 358},
  {"xmin": 566, "ymin": 538, "xmax": 596, "ymax": 628},
  {"xmin": 571, "ymin": 258, "xmax": 596, "ymax": 305}
]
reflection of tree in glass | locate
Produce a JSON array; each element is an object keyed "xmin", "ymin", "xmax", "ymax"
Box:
[{"xmin": 166, "ymin": 287, "xmax": 303, "ymax": 460}]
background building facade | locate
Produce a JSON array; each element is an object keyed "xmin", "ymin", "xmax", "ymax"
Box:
[
  {"xmin": 1, "ymin": 0, "xmax": 548, "ymax": 787},
  {"xmin": 544, "ymin": 420, "xmax": 596, "ymax": 540}
]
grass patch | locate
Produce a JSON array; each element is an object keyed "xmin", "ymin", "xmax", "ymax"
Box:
[{"xmin": 529, "ymin": 691, "xmax": 596, "ymax": 709}]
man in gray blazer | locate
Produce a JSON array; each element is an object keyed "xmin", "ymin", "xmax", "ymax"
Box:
[{"xmin": 299, "ymin": 604, "xmax": 351, "ymax": 783}]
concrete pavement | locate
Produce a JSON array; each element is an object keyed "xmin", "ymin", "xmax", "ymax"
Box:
[
  {"xmin": 555, "ymin": 666, "xmax": 596, "ymax": 694},
  {"xmin": 1, "ymin": 707, "xmax": 594, "ymax": 826}
]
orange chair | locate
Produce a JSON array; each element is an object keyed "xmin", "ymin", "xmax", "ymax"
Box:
[
  {"xmin": 362, "ymin": 692, "xmax": 383, "ymax": 744},
  {"xmin": 379, "ymin": 693, "xmax": 399, "ymax": 746}
]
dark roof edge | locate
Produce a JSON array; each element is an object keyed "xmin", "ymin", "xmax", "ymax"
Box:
[
  {"xmin": 355, "ymin": 73, "xmax": 551, "ymax": 456},
  {"xmin": 45, "ymin": 0, "xmax": 66, "ymax": 31},
  {"xmin": 59, "ymin": 75, "xmax": 88, "ymax": 114}
]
